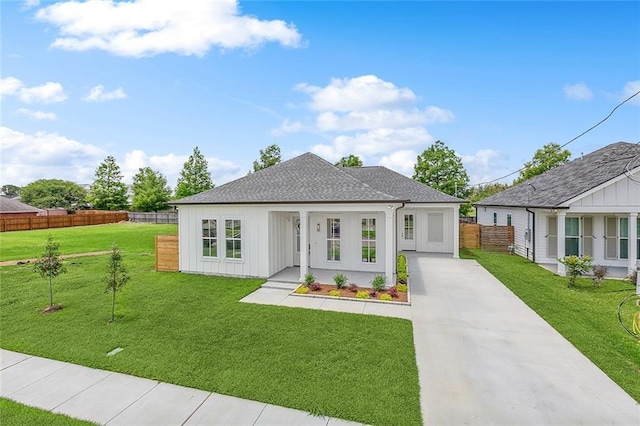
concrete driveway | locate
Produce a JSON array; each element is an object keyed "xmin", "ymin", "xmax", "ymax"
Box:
[{"xmin": 408, "ymin": 253, "xmax": 640, "ymax": 425}]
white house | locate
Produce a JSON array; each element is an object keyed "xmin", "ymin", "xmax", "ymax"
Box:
[
  {"xmin": 476, "ymin": 142, "xmax": 640, "ymax": 276},
  {"xmin": 171, "ymin": 152, "xmax": 464, "ymax": 283}
]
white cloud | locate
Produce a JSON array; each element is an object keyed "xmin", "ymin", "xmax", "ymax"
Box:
[
  {"xmin": 35, "ymin": 0, "xmax": 302, "ymax": 57},
  {"xmin": 424, "ymin": 106, "xmax": 455, "ymax": 124},
  {"xmin": 0, "ymin": 126, "xmax": 105, "ymax": 186},
  {"xmin": 23, "ymin": 0, "xmax": 40, "ymax": 9},
  {"xmin": 563, "ymin": 82, "xmax": 593, "ymax": 101},
  {"xmin": 271, "ymin": 119, "xmax": 303, "ymax": 136},
  {"xmin": 0, "ymin": 77, "xmax": 67, "ymax": 104},
  {"xmin": 378, "ymin": 150, "xmax": 417, "ymax": 176},
  {"xmin": 460, "ymin": 149, "xmax": 508, "ymax": 185},
  {"xmin": 622, "ymin": 80, "xmax": 640, "ymax": 105},
  {"xmin": 296, "ymin": 75, "xmax": 416, "ymax": 112},
  {"xmin": 16, "ymin": 108, "xmax": 57, "ymax": 120},
  {"xmin": 83, "ymin": 85, "xmax": 128, "ymax": 102}
]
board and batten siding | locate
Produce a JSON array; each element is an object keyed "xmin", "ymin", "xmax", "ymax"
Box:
[
  {"xmin": 396, "ymin": 205, "xmax": 457, "ymax": 254},
  {"xmin": 477, "ymin": 207, "xmax": 530, "ymax": 258},
  {"xmin": 568, "ymin": 174, "xmax": 640, "ymax": 211}
]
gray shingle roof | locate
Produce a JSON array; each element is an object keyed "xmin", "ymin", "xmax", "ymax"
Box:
[
  {"xmin": 475, "ymin": 142, "xmax": 640, "ymax": 208},
  {"xmin": 0, "ymin": 197, "xmax": 41, "ymax": 213},
  {"xmin": 171, "ymin": 152, "xmax": 463, "ymax": 205}
]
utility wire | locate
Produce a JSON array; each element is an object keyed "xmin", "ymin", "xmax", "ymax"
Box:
[{"xmin": 472, "ymin": 89, "xmax": 640, "ymax": 187}]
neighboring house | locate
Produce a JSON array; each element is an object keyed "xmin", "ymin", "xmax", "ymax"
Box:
[
  {"xmin": 171, "ymin": 152, "xmax": 463, "ymax": 283},
  {"xmin": 475, "ymin": 142, "xmax": 640, "ymax": 275},
  {"xmin": 0, "ymin": 197, "xmax": 41, "ymax": 218}
]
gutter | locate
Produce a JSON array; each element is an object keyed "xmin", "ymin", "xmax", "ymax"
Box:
[{"xmin": 525, "ymin": 207, "xmax": 535, "ymax": 262}]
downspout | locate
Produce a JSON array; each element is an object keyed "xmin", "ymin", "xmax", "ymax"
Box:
[
  {"xmin": 526, "ymin": 207, "xmax": 535, "ymax": 262},
  {"xmin": 395, "ymin": 203, "xmax": 406, "ymax": 273}
]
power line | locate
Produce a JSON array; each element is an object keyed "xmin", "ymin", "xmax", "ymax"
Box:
[{"xmin": 472, "ymin": 89, "xmax": 640, "ymax": 187}]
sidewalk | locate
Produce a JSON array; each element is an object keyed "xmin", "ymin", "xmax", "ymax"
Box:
[{"xmin": 0, "ymin": 349, "xmax": 362, "ymax": 426}]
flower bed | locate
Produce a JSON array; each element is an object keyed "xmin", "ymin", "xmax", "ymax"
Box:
[{"xmin": 293, "ymin": 283, "xmax": 409, "ymax": 304}]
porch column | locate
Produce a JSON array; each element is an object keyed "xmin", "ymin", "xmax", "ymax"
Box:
[
  {"xmin": 299, "ymin": 210, "xmax": 309, "ymax": 281},
  {"xmin": 629, "ymin": 212, "xmax": 638, "ymax": 276},
  {"xmin": 385, "ymin": 207, "xmax": 394, "ymax": 286},
  {"xmin": 557, "ymin": 211, "xmax": 566, "ymax": 276},
  {"xmin": 452, "ymin": 205, "xmax": 460, "ymax": 259}
]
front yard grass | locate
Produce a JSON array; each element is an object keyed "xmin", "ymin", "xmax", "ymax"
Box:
[
  {"xmin": 0, "ymin": 398, "xmax": 97, "ymax": 426},
  {"xmin": 462, "ymin": 249, "xmax": 640, "ymax": 402},
  {"xmin": 0, "ymin": 223, "xmax": 177, "ymax": 261},
  {"xmin": 0, "ymin": 227, "xmax": 421, "ymax": 426}
]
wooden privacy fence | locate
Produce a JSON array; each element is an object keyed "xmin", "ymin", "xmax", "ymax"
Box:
[
  {"xmin": 156, "ymin": 235, "xmax": 179, "ymax": 271},
  {"xmin": 460, "ymin": 223, "xmax": 514, "ymax": 252},
  {"xmin": 128, "ymin": 211, "xmax": 178, "ymax": 224},
  {"xmin": 0, "ymin": 212, "xmax": 128, "ymax": 232}
]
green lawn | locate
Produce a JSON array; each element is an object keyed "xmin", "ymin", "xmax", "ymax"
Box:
[
  {"xmin": 462, "ymin": 249, "xmax": 640, "ymax": 402},
  {"xmin": 0, "ymin": 226, "xmax": 421, "ymax": 426},
  {"xmin": 0, "ymin": 398, "xmax": 96, "ymax": 426},
  {"xmin": 0, "ymin": 223, "xmax": 177, "ymax": 261}
]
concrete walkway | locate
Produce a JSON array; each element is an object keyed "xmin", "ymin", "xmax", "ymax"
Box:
[
  {"xmin": 408, "ymin": 253, "xmax": 640, "ymax": 425},
  {"xmin": 0, "ymin": 349, "xmax": 361, "ymax": 426}
]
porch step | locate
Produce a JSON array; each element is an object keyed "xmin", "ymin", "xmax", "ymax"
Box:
[{"xmin": 262, "ymin": 281, "xmax": 300, "ymax": 290}]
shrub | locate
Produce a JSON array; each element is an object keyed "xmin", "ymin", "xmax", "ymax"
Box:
[
  {"xmin": 379, "ymin": 293, "xmax": 392, "ymax": 301},
  {"xmin": 369, "ymin": 291, "xmax": 377, "ymax": 298},
  {"xmin": 295, "ymin": 286, "xmax": 309, "ymax": 294},
  {"xmin": 309, "ymin": 282, "xmax": 321, "ymax": 291},
  {"xmin": 388, "ymin": 286, "xmax": 399, "ymax": 298},
  {"xmin": 626, "ymin": 270, "xmax": 638, "ymax": 286},
  {"xmin": 371, "ymin": 274, "xmax": 387, "ymax": 291},
  {"xmin": 591, "ymin": 265, "xmax": 608, "ymax": 287},
  {"xmin": 396, "ymin": 283, "xmax": 408, "ymax": 293},
  {"xmin": 397, "ymin": 272, "xmax": 407, "ymax": 284},
  {"xmin": 397, "ymin": 254, "xmax": 407, "ymax": 273},
  {"xmin": 333, "ymin": 273, "xmax": 348, "ymax": 289},
  {"xmin": 329, "ymin": 290, "xmax": 341, "ymax": 297},
  {"xmin": 355, "ymin": 290, "xmax": 370, "ymax": 299},
  {"xmin": 348, "ymin": 283, "xmax": 358, "ymax": 293},
  {"xmin": 558, "ymin": 255, "xmax": 593, "ymax": 287},
  {"xmin": 304, "ymin": 273, "xmax": 315, "ymax": 286}
]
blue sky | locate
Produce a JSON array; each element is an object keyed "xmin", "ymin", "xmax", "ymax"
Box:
[{"xmin": 2, "ymin": 0, "xmax": 639, "ymax": 190}]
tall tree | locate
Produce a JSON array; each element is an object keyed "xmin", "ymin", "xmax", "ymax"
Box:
[
  {"xmin": 515, "ymin": 142, "xmax": 571, "ymax": 183},
  {"xmin": 21, "ymin": 179, "xmax": 86, "ymax": 211},
  {"xmin": 33, "ymin": 235, "xmax": 67, "ymax": 311},
  {"xmin": 1, "ymin": 184, "xmax": 21, "ymax": 198},
  {"xmin": 252, "ymin": 144, "xmax": 282, "ymax": 172},
  {"xmin": 104, "ymin": 243, "xmax": 129, "ymax": 323},
  {"xmin": 469, "ymin": 183, "xmax": 510, "ymax": 203},
  {"xmin": 413, "ymin": 140, "xmax": 470, "ymax": 199},
  {"xmin": 175, "ymin": 146, "xmax": 213, "ymax": 198},
  {"xmin": 131, "ymin": 167, "xmax": 172, "ymax": 212},
  {"xmin": 89, "ymin": 156, "xmax": 128, "ymax": 210},
  {"xmin": 335, "ymin": 154, "xmax": 363, "ymax": 167}
]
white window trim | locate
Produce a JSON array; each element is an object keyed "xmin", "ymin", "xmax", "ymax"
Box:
[
  {"xmin": 201, "ymin": 218, "xmax": 219, "ymax": 261},
  {"xmin": 361, "ymin": 216, "xmax": 377, "ymax": 264},
  {"xmin": 224, "ymin": 217, "xmax": 244, "ymax": 262},
  {"xmin": 326, "ymin": 217, "xmax": 341, "ymax": 262}
]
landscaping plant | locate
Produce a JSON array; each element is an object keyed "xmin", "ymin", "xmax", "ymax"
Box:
[
  {"xmin": 333, "ymin": 273, "xmax": 348, "ymax": 289},
  {"xmin": 388, "ymin": 286, "xmax": 399, "ymax": 298},
  {"xmin": 105, "ymin": 243, "xmax": 129, "ymax": 322},
  {"xmin": 33, "ymin": 235, "xmax": 67, "ymax": 312},
  {"xmin": 558, "ymin": 255, "xmax": 593, "ymax": 287},
  {"xmin": 591, "ymin": 264, "xmax": 608, "ymax": 287},
  {"xmin": 379, "ymin": 293, "xmax": 392, "ymax": 301},
  {"xmin": 304, "ymin": 272, "xmax": 315, "ymax": 286},
  {"xmin": 329, "ymin": 290, "xmax": 341, "ymax": 297},
  {"xmin": 371, "ymin": 274, "xmax": 386, "ymax": 291},
  {"xmin": 347, "ymin": 283, "xmax": 358, "ymax": 293},
  {"xmin": 355, "ymin": 290, "xmax": 370, "ymax": 299}
]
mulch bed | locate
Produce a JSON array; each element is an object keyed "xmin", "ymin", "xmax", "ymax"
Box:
[{"xmin": 298, "ymin": 283, "xmax": 409, "ymax": 303}]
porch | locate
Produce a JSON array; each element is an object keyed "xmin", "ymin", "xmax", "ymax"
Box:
[
  {"xmin": 267, "ymin": 267, "xmax": 381, "ymax": 288},
  {"xmin": 539, "ymin": 263, "xmax": 631, "ymax": 279}
]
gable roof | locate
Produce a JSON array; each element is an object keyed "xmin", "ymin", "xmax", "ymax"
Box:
[
  {"xmin": 0, "ymin": 197, "xmax": 41, "ymax": 213},
  {"xmin": 172, "ymin": 152, "xmax": 463, "ymax": 205},
  {"xmin": 475, "ymin": 142, "xmax": 640, "ymax": 208}
]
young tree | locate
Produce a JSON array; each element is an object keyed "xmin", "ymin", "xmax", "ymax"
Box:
[
  {"xmin": 105, "ymin": 243, "xmax": 129, "ymax": 323},
  {"xmin": 175, "ymin": 146, "xmax": 213, "ymax": 198},
  {"xmin": 413, "ymin": 140, "xmax": 470, "ymax": 198},
  {"xmin": 252, "ymin": 144, "xmax": 282, "ymax": 172},
  {"xmin": 21, "ymin": 179, "xmax": 87, "ymax": 211},
  {"xmin": 515, "ymin": 142, "xmax": 571, "ymax": 183},
  {"xmin": 131, "ymin": 167, "xmax": 172, "ymax": 212},
  {"xmin": 335, "ymin": 154, "xmax": 363, "ymax": 167},
  {"xmin": 89, "ymin": 156, "xmax": 128, "ymax": 210},
  {"xmin": 33, "ymin": 235, "xmax": 67, "ymax": 311},
  {"xmin": 1, "ymin": 184, "xmax": 21, "ymax": 198}
]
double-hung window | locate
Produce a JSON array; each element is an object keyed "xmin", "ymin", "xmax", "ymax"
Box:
[
  {"xmin": 565, "ymin": 217, "xmax": 580, "ymax": 256},
  {"xmin": 225, "ymin": 219, "xmax": 242, "ymax": 259},
  {"xmin": 327, "ymin": 218, "xmax": 340, "ymax": 261},
  {"xmin": 619, "ymin": 218, "xmax": 628, "ymax": 259},
  {"xmin": 202, "ymin": 219, "xmax": 217, "ymax": 257},
  {"xmin": 362, "ymin": 218, "xmax": 376, "ymax": 263}
]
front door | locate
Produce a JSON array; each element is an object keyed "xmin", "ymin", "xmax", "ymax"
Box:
[
  {"xmin": 401, "ymin": 213, "xmax": 416, "ymax": 250},
  {"xmin": 293, "ymin": 216, "xmax": 301, "ymax": 266}
]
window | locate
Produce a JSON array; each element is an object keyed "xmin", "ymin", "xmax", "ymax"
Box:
[
  {"xmin": 619, "ymin": 217, "xmax": 628, "ymax": 259},
  {"xmin": 225, "ymin": 219, "xmax": 242, "ymax": 259},
  {"xmin": 327, "ymin": 218, "xmax": 340, "ymax": 261},
  {"xmin": 493, "ymin": 212, "xmax": 497, "ymax": 225},
  {"xmin": 202, "ymin": 219, "xmax": 217, "ymax": 257},
  {"xmin": 362, "ymin": 218, "xmax": 376, "ymax": 263},
  {"xmin": 605, "ymin": 217, "xmax": 617, "ymax": 259},
  {"xmin": 506, "ymin": 214, "xmax": 512, "ymax": 226},
  {"xmin": 404, "ymin": 214, "xmax": 414, "ymax": 240},
  {"xmin": 565, "ymin": 217, "xmax": 579, "ymax": 256}
]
